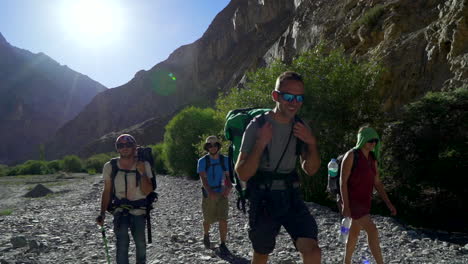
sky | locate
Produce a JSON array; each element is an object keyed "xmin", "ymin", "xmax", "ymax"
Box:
[{"xmin": 0, "ymin": 0, "xmax": 230, "ymax": 88}]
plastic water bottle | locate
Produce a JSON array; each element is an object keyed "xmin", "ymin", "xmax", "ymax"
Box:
[
  {"xmin": 361, "ymin": 256, "xmax": 370, "ymax": 264},
  {"xmin": 327, "ymin": 158, "xmax": 339, "ymax": 193},
  {"xmin": 339, "ymin": 217, "xmax": 352, "ymax": 243}
]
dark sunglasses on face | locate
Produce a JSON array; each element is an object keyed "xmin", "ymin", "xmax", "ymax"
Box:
[
  {"xmin": 276, "ymin": 91, "xmax": 305, "ymax": 103},
  {"xmin": 206, "ymin": 143, "xmax": 219, "ymax": 148},
  {"xmin": 116, "ymin": 142, "xmax": 135, "ymax": 149},
  {"xmin": 367, "ymin": 138, "xmax": 379, "ymax": 144}
]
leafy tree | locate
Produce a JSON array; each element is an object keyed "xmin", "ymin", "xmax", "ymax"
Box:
[
  {"xmin": 163, "ymin": 107, "xmax": 223, "ymax": 178},
  {"xmin": 38, "ymin": 144, "xmax": 45, "ymax": 161},
  {"xmin": 381, "ymin": 87, "xmax": 468, "ymax": 230}
]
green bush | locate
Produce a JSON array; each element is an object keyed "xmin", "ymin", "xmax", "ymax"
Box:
[
  {"xmin": 0, "ymin": 165, "xmax": 7, "ymax": 176},
  {"xmin": 163, "ymin": 107, "xmax": 223, "ymax": 178},
  {"xmin": 17, "ymin": 160, "xmax": 50, "ymax": 175},
  {"xmin": 62, "ymin": 155, "xmax": 83, "ymax": 172},
  {"xmin": 150, "ymin": 143, "xmax": 169, "ymax": 174},
  {"xmin": 6, "ymin": 166, "xmax": 19, "ymax": 176},
  {"xmin": 46, "ymin": 160, "xmax": 62, "ymax": 173},
  {"xmin": 216, "ymin": 45, "xmax": 383, "ymax": 202},
  {"xmin": 85, "ymin": 153, "xmax": 113, "ymax": 173},
  {"xmin": 381, "ymin": 87, "xmax": 468, "ymax": 231}
]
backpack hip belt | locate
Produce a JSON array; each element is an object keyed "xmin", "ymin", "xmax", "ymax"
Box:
[
  {"xmin": 257, "ymin": 180, "xmax": 300, "ymax": 191},
  {"xmin": 109, "ymin": 198, "xmax": 148, "ymax": 213},
  {"xmin": 248, "ymin": 170, "xmax": 300, "ymax": 191}
]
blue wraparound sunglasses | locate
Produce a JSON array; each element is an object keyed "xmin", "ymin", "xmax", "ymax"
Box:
[{"xmin": 276, "ymin": 91, "xmax": 305, "ymax": 103}]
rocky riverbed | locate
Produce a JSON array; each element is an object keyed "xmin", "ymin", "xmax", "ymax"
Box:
[{"xmin": 0, "ymin": 173, "xmax": 467, "ymax": 264}]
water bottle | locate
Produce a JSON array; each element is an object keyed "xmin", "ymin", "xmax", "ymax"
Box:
[
  {"xmin": 327, "ymin": 158, "xmax": 339, "ymax": 193},
  {"xmin": 339, "ymin": 217, "xmax": 352, "ymax": 243},
  {"xmin": 361, "ymin": 256, "xmax": 370, "ymax": 264}
]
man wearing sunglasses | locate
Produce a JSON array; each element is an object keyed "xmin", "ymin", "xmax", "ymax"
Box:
[
  {"xmin": 340, "ymin": 127, "xmax": 396, "ymax": 264},
  {"xmin": 197, "ymin": 135, "xmax": 233, "ymax": 254},
  {"xmin": 235, "ymin": 71, "xmax": 321, "ymax": 263},
  {"xmin": 96, "ymin": 134, "xmax": 154, "ymax": 264}
]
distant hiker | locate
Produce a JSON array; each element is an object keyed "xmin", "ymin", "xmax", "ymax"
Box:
[
  {"xmin": 197, "ymin": 135, "xmax": 233, "ymax": 254},
  {"xmin": 96, "ymin": 134, "xmax": 154, "ymax": 264},
  {"xmin": 340, "ymin": 126, "xmax": 397, "ymax": 264},
  {"xmin": 235, "ymin": 71, "xmax": 321, "ymax": 264}
]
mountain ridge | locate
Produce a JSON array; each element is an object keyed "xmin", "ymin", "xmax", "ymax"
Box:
[{"xmin": 0, "ymin": 32, "xmax": 107, "ymax": 164}]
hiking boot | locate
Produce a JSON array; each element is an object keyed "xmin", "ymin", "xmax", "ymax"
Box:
[
  {"xmin": 219, "ymin": 242, "xmax": 230, "ymax": 255},
  {"xmin": 203, "ymin": 234, "xmax": 210, "ymax": 248}
]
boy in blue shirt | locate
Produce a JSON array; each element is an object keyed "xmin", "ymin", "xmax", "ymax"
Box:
[{"xmin": 197, "ymin": 136, "xmax": 233, "ymax": 254}]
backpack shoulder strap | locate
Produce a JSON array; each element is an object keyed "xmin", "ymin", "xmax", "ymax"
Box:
[
  {"xmin": 256, "ymin": 112, "xmax": 267, "ymax": 128},
  {"xmin": 294, "ymin": 115, "xmax": 305, "ymax": 156},
  {"xmin": 219, "ymin": 154, "xmax": 227, "ymax": 172},
  {"xmin": 110, "ymin": 158, "xmax": 119, "ymax": 181},
  {"xmin": 108, "ymin": 158, "xmax": 119, "ymax": 206},
  {"xmin": 204, "ymin": 154, "xmax": 211, "ymax": 172},
  {"xmin": 351, "ymin": 149, "xmax": 359, "ymax": 171},
  {"xmin": 255, "ymin": 113, "xmax": 271, "ymax": 165}
]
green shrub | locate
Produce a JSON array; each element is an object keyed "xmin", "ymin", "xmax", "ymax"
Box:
[
  {"xmin": 0, "ymin": 209, "xmax": 13, "ymax": 216},
  {"xmin": 350, "ymin": 4, "xmax": 385, "ymax": 32},
  {"xmin": 0, "ymin": 165, "xmax": 7, "ymax": 176},
  {"xmin": 46, "ymin": 160, "xmax": 62, "ymax": 173},
  {"xmin": 6, "ymin": 166, "xmax": 19, "ymax": 176},
  {"xmin": 381, "ymin": 87, "xmax": 468, "ymax": 231},
  {"xmin": 163, "ymin": 107, "xmax": 223, "ymax": 178},
  {"xmin": 150, "ymin": 143, "xmax": 169, "ymax": 174},
  {"xmin": 62, "ymin": 155, "xmax": 83, "ymax": 172},
  {"xmin": 216, "ymin": 44, "xmax": 384, "ymax": 203},
  {"xmin": 85, "ymin": 153, "xmax": 113, "ymax": 173},
  {"xmin": 17, "ymin": 160, "xmax": 49, "ymax": 175}
]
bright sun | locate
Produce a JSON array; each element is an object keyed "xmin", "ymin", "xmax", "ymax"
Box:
[{"xmin": 59, "ymin": 0, "xmax": 125, "ymax": 47}]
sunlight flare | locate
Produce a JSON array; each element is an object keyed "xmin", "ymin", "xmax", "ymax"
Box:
[{"xmin": 58, "ymin": 0, "xmax": 125, "ymax": 47}]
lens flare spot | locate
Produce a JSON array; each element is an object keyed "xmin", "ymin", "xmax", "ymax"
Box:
[{"xmin": 150, "ymin": 69, "xmax": 177, "ymax": 96}]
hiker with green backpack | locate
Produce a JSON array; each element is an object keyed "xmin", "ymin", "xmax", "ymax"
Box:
[
  {"xmin": 340, "ymin": 127, "xmax": 396, "ymax": 264},
  {"xmin": 197, "ymin": 135, "xmax": 233, "ymax": 254},
  {"xmin": 235, "ymin": 71, "xmax": 321, "ymax": 264},
  {"xmin": 96, "ymin": 134, "xmax": 157, "ymax": 264}
]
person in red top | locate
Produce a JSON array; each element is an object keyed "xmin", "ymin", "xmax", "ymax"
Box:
[{"xmin": 340, "ymin": 126, "xmax": 397, "ymax": 264}]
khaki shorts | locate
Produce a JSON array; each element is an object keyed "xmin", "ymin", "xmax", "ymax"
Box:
[{"xmin": 201, "ymin": 194, "xmax": 229, "ymax": 225}]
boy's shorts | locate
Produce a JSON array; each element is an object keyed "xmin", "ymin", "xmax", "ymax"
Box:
[
  {"xmin": 248, "ymin": 188, "xmax": 318, "ymax": 254},
  {"xmin": 201, "ymin": 189, "xmax": 229, "ymax": 224}
]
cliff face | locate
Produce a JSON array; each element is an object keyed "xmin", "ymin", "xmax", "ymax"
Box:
[
  {"xmin": 0, "ymin": 33, "xmax": 107, "ymax": 164},
  {"xmin": 264, "ymin": 0, "xmax": 467, "ymax": 110},
  {"xmin": 46, "ymin": 0, "xmax": 467, "ymax": 159}
]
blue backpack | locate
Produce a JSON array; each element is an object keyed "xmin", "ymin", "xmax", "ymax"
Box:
[{"xmin": 203, "ymin": 154, "xmax": 227, "ymax": 191}]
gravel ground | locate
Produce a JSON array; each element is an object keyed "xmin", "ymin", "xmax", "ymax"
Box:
[{"xmin": 0, "ymin": 173, "xmax": 467, "ymax": 264}]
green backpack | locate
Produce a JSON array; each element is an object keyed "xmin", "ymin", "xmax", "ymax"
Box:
[{"xmin": 224, "ymin": 107, "xmax": 271, "ymax": 213}]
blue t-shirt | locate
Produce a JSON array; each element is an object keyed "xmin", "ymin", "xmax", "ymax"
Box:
[{"xmin": 197, "ymin": 155, "xmax": 229, "ymax": 192}]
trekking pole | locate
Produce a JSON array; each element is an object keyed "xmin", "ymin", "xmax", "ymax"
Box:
[
  {"xmin": 100, "ymin": 225, "xmax": 111, "ymax": 264},
  {"xmin": 146, "ymin": 212, "xmax": 152, "ymax": 244}
]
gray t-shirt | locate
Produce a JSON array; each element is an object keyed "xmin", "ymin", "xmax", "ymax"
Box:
[{"xmin": 240, "ymin": 114, "xmax": 302, "ymax": 173}]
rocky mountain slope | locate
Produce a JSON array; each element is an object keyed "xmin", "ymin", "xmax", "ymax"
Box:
[
  {"xmin": 0, "ymin": 33, "xmax": 107, "ymax": 164},
  {"xmin": 46, "ymin": 0, "xmax": 467, "ymax": 159},
  {"xmin": 1, "ymin": 174, "xmax": 467, "ymax": 263}
]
